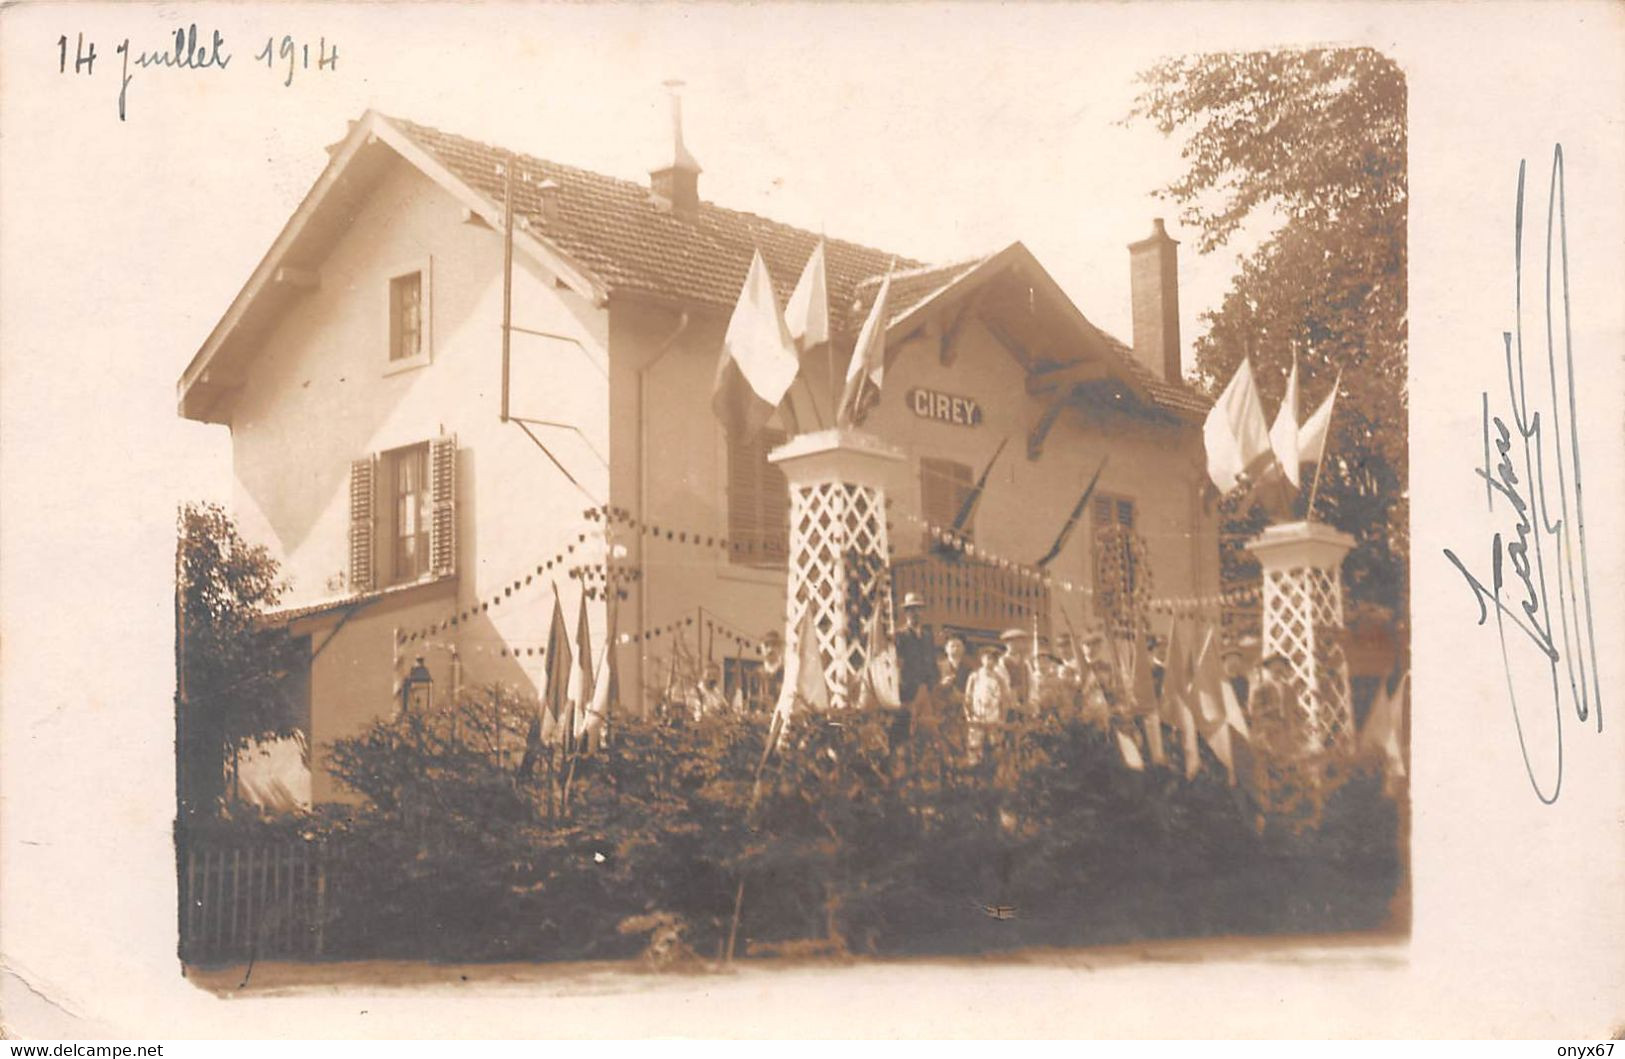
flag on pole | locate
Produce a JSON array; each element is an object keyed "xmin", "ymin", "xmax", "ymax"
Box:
[
  {"xmin": 539, "ymin": 588, "xmax": 573, "ymax": 746},
  {"xmin": 1297, "ymin": 375, "xmax": 1340, "ymax": 467},
  {"xmin": 712, "ymin": 249, "xmax": 800, "ymax": 441},
  {"xmin": 1188, "ymin": 626, "xmax": 1228, "ymax": 734},
  {"xmin": 837, "ymin": 269, "xmax": 892, "ymax": 427},
  {"xmin": 1119, "ymin": 632, "xmax": 1157, "ymax": 717},
  {"xmin": 1221, "ymin": 679, "xmax": 1251, "ymax": 742},
  {"xmin": 1176, "ymin": 697, "xmax": 1201, "ymax": 781},
  {"xmin": 784, "ymin": 240, "xmax": 830, "ymax": 355},
  {"xmin": 1189, "ymin": 626, "xmax": 1236, "ymax": 784},
  {"xmin": 1157, "ymin": 620, "xmax": 1202, "ymax": 779},
  {"xmin": 1142, "ymin": 712, "xmax": 1167, "ymax": 767},
  {"xmin": 1035, "ymin": 453, "xmax": 1108, "ymax": 567},
  {"xmin": 774, "ymin": 606, "xmax": 830, "ymax": 724},
  {"xmin": 859, "ymin": 604, "xmax": 902, "ymax": 710},
  {"xmin": 579, "ymin": 609, "xmax": 619, "ymax": 751},
  {"xmin": 1269, "ymin": 356, "xmax": 1302, "ymax": 489},
  {"xmin": 951, "ymin": 436, "xmax": 1011, "ymax": 537},
  {"xmin": 1207, "ymin": 723, "xmax": 1236, "ymax": 785},
  {"xmin": 1116, "ymin": 728, "xmax": 1146, "ymax": 772},
  {"xmin": 566, "ymin": 592, "xmax": 595, "ymax": 749},
  {"xmin": 1203, "ymin": 359, "xmax": 1272, "ymax": 494},
  {"xmin": 1359, "ymin": 670, "xmax": 1408, "ymax": 777},
  {"xmin": 1159, "ymin": 619, "xmax": 1192, "ymax": 727}
]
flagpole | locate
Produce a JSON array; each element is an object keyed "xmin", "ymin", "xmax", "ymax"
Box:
[
  {"xmin": 500, "ymin": 153, "xmax": 515, "ymax": 424},
  {"xmin": 820, "ymin": 229, "xmax": 836, "ymax": 425},
  {"xmin": 1305, "ymin": 369, "xmax": 1342, "ymax": 522}
]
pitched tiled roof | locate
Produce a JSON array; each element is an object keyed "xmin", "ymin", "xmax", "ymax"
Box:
[
  {"xmin": 1097, "ymin": 334, "xmax": 1213, "ymax": 416},
  {"xmin": 389, "ymin": 114, "xmax": 1210, "ymax": 418},
  {"xmin": 389, "ymin": 115, "xmax": 922, "ymax": 333}
]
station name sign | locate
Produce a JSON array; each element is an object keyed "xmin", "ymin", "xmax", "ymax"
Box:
[{"xmin": 907, "ymin": 387, "xmax": 983, "ymax": 427}]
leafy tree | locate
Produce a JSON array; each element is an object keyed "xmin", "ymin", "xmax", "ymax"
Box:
[
  {"xmin": 177, "ymin": 502, "xmax": 303, "ymax": 818},
  {"xmin": 1131, "ymin": 48, "xmax": 1408, "ymax": 614}
]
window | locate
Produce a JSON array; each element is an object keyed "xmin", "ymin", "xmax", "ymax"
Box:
[
  {"xmin": 389, "ymin": 271, "xmax": 423, "ymax": 363},
  {"xmin": 921, "ymin": 457, "xmax": 976, "ymax": 543},
  {"xmin": 388, "ymin": 444, "xmax": 431, "ymax": 584},
  {"xmin": 1091, "ymin": 493, "xmax": 1139, "ymax": 627},
  {"xmin": 349, "ymin": 436, "xmax": 457, "ymax": 593},
  {"xmin": 1092, "ymin": 494, "xmax": 1136, "ymax": 533},
  {"xmin": 727, "ymin": 426, "xmax": 789, "ymax": 566}
]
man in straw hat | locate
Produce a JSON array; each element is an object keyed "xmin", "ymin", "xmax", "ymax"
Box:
[
  {"xmin": 997, "ymin": 627, "xmax": 1032, "ymax": 716},
  {"xmin": 896, "ymin": 592, "xmax": 937, "ymax": 710}
]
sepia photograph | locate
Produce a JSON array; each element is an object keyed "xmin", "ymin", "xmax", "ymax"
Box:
[
  {"xmin": 170, "ymin": 35, "xmax": 1409, "ymax": 977},
  {"xmin": 0, "ymin": 0, "xmax": 1620, "ymax": 1042}
]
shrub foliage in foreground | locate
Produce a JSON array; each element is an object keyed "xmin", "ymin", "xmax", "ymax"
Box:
[{"xmin": 302, "ymin": 687, "xmax": 1401, "ymax": 962}]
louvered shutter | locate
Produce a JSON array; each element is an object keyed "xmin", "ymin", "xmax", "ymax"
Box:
[
  {"xmin": 761, "ymin": 431, "xmax": 789, "ymax": 562},
  {"xmin": 921, "ymin": 458, "xmax": 975, "ymax": 541},
  {"xmin": 429, "ymin": 435, "xmax": 457, "ymax": 578},
  {"xmin": 349, "ymin": 456, "xmax": 377, "ymax": 592},
  {"xmin": 727, "ymin": 427, "xmax": 787, "ymax": 565}
]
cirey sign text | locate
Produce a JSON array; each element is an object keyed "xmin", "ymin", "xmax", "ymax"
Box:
[{"xmin": 907, "ymin": 387, "xmax": 983, "ymax": 428}]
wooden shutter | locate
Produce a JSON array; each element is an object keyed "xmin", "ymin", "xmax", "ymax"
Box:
[
  {"xmin": 349, "ymin": 456, "xmax": 377, "ymax": 592},
  {"xmin": 921, "ymin": 458, "xmax": 975, "ymax": 540},
  {"xmin": 429, "ymin": 435, "xmax": 457, "ymax": 578},
  {"xmin": 727, "ymin": 427, "xmax": 787, "ymax": 564}
]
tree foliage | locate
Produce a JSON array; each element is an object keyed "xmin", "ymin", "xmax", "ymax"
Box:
[
  {"xmin": 1132, "ymin": 48, "xmax": 1408, "ymax": 613},
  {"xmin": 177, "ymin": 501, "xmax": 303, "ymax": 817}
]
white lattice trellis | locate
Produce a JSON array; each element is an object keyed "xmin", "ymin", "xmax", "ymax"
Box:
[
  {"xmin": 771, "ymin": 430, "xmax": 905, "ymax": 708},
  {"xmin": 1247, "ymin": 521, "xmax": 1356, "ymax": 752}
]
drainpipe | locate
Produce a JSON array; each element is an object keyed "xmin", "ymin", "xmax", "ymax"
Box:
[{"xmin": 635, "ymin": 309, "xmax": 691, "ymax": 715}]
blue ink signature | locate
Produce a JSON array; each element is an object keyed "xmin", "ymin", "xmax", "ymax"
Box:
[{"xmin": 1442, "ymin": 145, "xmax": 1602, "ymax": 804}]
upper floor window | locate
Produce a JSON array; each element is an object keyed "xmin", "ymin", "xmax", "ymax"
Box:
[
  {"xmin": 349, "ymin": 436, "xmax": 457, "ymax": 593},
  {"xmin": 921, "ymin": 456, "xmax": 975, "ymax": 544},
  {"xmin": 388, "ymin": 444, "xmax": 431, "ymax": 584},
  {"xmin": 727, "ymin": 426, "xmax": 789, "ymax": 567},
  {"xmin": 389, "ymin": 272, "xmax": 423, "ymax": 362}
]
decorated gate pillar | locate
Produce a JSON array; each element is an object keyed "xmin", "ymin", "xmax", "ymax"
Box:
[
  {"xmin": 770, "ymin": 428, "xmax": 905, "ymax": 707},
  {"xmin": 1245, "ymin": 520, "xmax": 1356, "ymax": 751}
]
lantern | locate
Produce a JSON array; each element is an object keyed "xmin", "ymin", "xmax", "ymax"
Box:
[{"xmin": 401, "ymin": 656, "xmax": 433, "ymax": 714}]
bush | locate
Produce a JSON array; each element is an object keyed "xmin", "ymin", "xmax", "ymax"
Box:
[{"xmin": 293, "ymin": 688, "xmax": 1402, "ymax": 963}]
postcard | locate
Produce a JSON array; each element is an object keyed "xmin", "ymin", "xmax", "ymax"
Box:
[{"xmin": 0, "ymin": 0, "xmax": 1619, "ymax": 1040}]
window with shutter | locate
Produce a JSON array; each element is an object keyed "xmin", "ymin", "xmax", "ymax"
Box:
[
  {"xmin": 920, "ymin": 457, "xmax": 975, "ymax": 544},
  {"xmin": 350, "ymin": 436, "xmax": 457, "ymax": 593},
  {"xmin": 727, "ymin": 427, "xmax": 789, "ymax": 566}
]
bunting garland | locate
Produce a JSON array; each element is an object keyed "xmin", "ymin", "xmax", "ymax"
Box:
[{"xmin": 393, "ymin": 502, "xmax": 1260, "ymax": 657}]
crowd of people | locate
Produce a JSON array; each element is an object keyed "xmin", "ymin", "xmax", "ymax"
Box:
[{"xmin": 672, "ymin": 592, "xmax": 1305, "ymax": 768}]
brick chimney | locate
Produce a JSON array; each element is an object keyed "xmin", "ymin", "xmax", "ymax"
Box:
[
  {"xmin": 1127, "ymin": 218, "xmax": 1182, "ymax": 382},
  {"xmin": 650, "ymin": 80, "xmax": 701, "ymax": 215}
]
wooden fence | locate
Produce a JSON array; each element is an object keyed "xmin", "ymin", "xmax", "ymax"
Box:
[
  {"xmin": 891, "ymin": 554, "xmax": 1051, "ymax": 639},
  {"xmin": 181, "ymin": 839, "xmax": 324, "ymax": 963}
]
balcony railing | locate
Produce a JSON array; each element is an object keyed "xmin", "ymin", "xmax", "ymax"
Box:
[{"xmin": 890, "ymin": 553, "xmax": 1051, "ymax": 638}]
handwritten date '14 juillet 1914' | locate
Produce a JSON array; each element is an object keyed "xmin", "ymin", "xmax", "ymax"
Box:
[
  {"xmin": 1443, "ymin": 146, "xmax": 1603, "ymax": 805},
  {"xmin": 56, "ymin": 25, "xmax": 338, "ymax": 121}
]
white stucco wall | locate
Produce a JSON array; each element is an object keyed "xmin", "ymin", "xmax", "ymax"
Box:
[{"xmin": 222, "ymin": 156, "xmax": 614, "ymax": 799}]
